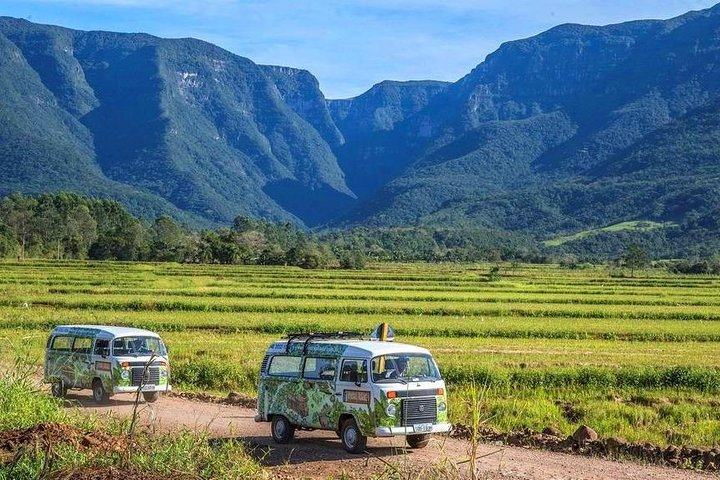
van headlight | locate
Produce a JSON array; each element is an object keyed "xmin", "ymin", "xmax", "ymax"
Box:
[
  {"xmin": 438, "ymin": 402, "xmax": 447, "ymax": 412},
  {"xmin": 160, "ymin": 368, "xmax": 168, "ymax": 378},
  {"xmin": 121, "ymin": 370, "xmax": 130, "ymax": 380},
  {"xmin": 386, "ymin": 404, "xmax": 397, "ymax": 417}
]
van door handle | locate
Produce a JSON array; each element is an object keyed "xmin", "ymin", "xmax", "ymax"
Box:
[{"xmin": 334, "ymin": 393, "xmax": 342, "ymax": 396}]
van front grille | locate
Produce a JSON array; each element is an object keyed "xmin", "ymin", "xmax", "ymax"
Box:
[
  {"xmin": 131, "ymin": 367, "xmax": 160, "ymax": 386},
  {"xmin": 401, "ymin": 398, "xmax": 437, "ymax": 426}
]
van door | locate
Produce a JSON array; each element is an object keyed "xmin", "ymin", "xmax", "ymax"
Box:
[
  {"xmin": 300, "ymin": 357, "xmax": 339, "ymax": 430},
  {"xmin": 47, "ymin": 335, "xmax": 73, "ymax": 385},
  {"xmin": 70, "ymin": 336, "xmax": 94, "ymax": 388},
  {"xmin": 335, "ymin": 359, "xmax": 372, "ymax": 432},
  {"xmin": 264, "ymin": 355, "xmax": 304, "ymax": 425},
  {"xmin": 92, "ymin": 338, "xmax": 113, "ymax": 389}
]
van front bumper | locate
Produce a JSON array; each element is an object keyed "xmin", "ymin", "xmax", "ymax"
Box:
[
  {"xmin": 375, "ymin": 423, "xmax": 452, "ymax": 437},
  {"xmin": 112, "ymin": 385, "xmax": 172, "ymax": 394}
]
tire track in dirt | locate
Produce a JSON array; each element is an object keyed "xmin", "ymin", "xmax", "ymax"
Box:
[{"xmin": 61, "ymin": 391, "xmax": 714, "ymax": 480}]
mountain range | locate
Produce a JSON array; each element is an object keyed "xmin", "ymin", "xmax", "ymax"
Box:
[{"xmin": 1, "ymin": 5, "xmax": 719, "ymax": 250}]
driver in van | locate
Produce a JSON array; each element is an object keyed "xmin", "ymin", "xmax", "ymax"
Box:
[
  {"xmin": 131, "ymin": 338, "xmax": 148, "ymax": 354},
  {"xmin": 395, "ymin": 355, "xmax": 409, "ymax": 376},
  {"xmin": 379, "ymin": 355, "xmax": 409, "ymax": 379}
]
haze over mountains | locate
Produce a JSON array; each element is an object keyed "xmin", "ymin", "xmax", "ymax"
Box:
[{"xmin": 1, "ymin": 4, "xmax": 719, "ymax": 248}]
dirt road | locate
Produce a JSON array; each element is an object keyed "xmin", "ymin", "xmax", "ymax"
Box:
[{"xmin": 64, "ymin": 392, "xmax": 712, "ymax": 480}]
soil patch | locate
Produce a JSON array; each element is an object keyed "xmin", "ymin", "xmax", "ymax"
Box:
[
  {"xmin": 451, "ymin": 423, "xmax": 720, "ymax": 471},
  {"xmin": 0, "ymin": 422, "xmax": 126, "ymax": 461}
]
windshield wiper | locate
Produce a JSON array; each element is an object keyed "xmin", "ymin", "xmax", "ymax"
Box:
[{"xmin": 375, "ymin": 378, "xmax": 408, "ymax": 385}]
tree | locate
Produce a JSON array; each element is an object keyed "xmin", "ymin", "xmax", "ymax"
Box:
[
  {"xmin": 623, "ymin": 243, "xmax": 648, "ymax": 277},
  {"xmin": 64, "ymin": 205, "xmax": 98, "ymax": 259},
  {"xmin": 338, "ymin": 249, "xmax": 367, "ymax": 269},
  {"xmin": 150, "ymin": 216, "xmax": 188, "ymax": 262},
  {"xmin": 0, "ymin": 221, "xmax": 16, "ymax": 258},
  {"xmin": 90, "ymin": 216, "xmax": 148, "ymax": 261},
  {"xmin": 34, "ymin": 196, "xmax": 64, "ymax": 259},
  {"xmin": 0, "ymin": 194, "xmax": 37, "ymax": 260}
]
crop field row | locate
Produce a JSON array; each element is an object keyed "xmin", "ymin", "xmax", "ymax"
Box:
[
  {"xmin": 14, "ymin": 285, "xmax": 720, "ymax": 307},
  {"xmin": 1, "ymin": 260, "xmax": 719, "ymax": 447},
  {"xmin": 6, "ymin": 305, "xmax": 720, "ymax": 341},
  {"xmin": 4, "ymin": 294, "xmax": 720, "ymax": 322}
]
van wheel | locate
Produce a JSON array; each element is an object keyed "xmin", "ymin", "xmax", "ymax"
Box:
[
  {"xmin": 92, "ymin": 379, "xmax": 109, "ymax": 404},
  {"xmin": 406, "ymin": 434, "xmax": 430, "ymax": 449},
  {"xmin": 143, "ymin": 391, "xmax": 160, "ymax": 403},
  {"xmin": 340, "ymin": 418, "xmax": 367, "ymax": 454},
  {"xmin": 51, "ymin": 379, "xmax": 66, "ymax": 398},
  {"xmin": 271, "ymin": 415, "xmax": 295, "ymax": 444}
]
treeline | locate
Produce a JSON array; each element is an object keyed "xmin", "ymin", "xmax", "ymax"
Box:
[
  {"xmin": 3, "ymin": 192, "xmax": 717, "ymax": 269},
  {"xmin": 0, "ymin": 193, "xmax": 545, "ymax": 268},
  {"xmin": 0, "ymin": 193, "xmax": 366, "ymax": 268}
]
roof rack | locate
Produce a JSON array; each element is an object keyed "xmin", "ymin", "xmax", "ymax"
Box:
[{"xmin": 285, "ymin": 331, "xmax": 366, "ymax": 355}]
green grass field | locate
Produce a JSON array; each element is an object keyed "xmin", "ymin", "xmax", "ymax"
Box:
[
  {"xmin": 1, "ymin": 260, "xmax": 719, "ymax": 448},
  {"xmin": 542, "ymin": 220, "xmax": 678, "ymax": 247}
]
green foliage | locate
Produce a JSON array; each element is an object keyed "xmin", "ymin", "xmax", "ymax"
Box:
[
  {"xmin": 667, "ymin": 259, "xmax": 720, "ymax": 275},
  {"xmin": 623, "ymin": 243, "xmax": 649, "ymax": 276},
  {"xmin": 0, "ymin": 358, "xmax": 264, "ymax": 479},
  {"xmin": 173, "ymin": 358, "xmax": 258, "ymax": 392},
  {"xmin": 0, "ymin": 194, "xmax": 371, "ymax": 268},
  {"xmin": 0, "ymin": 379, "xmax": 69, "ymax": 431}
]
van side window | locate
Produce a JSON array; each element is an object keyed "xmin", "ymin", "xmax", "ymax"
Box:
[
  {"xmin": 51, "ymin": 336, "xmax": 73, "ymax": 351},
  {"xmin": 340, "ymin": 359, "xmax": 368, "ymax": 383},
  {"xmin": 303, "ymin": 357, "xmax": 337, "ymax": 380},
  {"xmin": 268, "ymin": 356, "xmax": 302, "ymax": 377},
  {"xmin": 94, "ymin": 339, "xmax": 110, "ymax": 356},
  {"xmin": 113, "ymin": 338, "xmax": 129, "ymax": 356},
  {"xmin": 73, "ymin": 337, "xmax": 93, "ymax": 354}
]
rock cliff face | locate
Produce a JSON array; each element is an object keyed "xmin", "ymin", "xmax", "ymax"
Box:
[
  {"xmin": 261, "ymin": 65, "xmax": 345, "ymax": 149},
  {"xmin": 2, "ymin": 5, "xmax": 720, "ymax": 240},
  {"xmin": 327, "ymin": 80, "xmax": 450, "ymax": 196}
]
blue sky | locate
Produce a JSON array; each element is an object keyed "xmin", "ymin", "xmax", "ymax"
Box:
[{"xmin": 0, "ymin": 0, "xmax": 717, "ymax": 98}]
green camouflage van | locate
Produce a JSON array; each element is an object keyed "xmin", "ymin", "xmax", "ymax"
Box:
[
  {"xmin": 44, "ymin": 325, "xmax": 170, "ymax": 404},
  {"xmin": 255, "ymin": 333, "xmax": 451, "ymax": 453}
]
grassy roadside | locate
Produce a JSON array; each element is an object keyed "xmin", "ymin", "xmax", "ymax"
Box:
[{"xmin": 0, "ymin": 359, "xmax": 266, "ymax": 480}]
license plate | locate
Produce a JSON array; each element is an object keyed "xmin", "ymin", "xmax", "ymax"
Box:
[
  {"xmin": 413, "ymin": 423, "xmax": 432, "ymax": 433},
  {"xmin": 142, "ymin": 385, "xmax": 156, "ymax": 391}
]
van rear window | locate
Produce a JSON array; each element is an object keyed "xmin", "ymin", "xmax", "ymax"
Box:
[
  {"xmin": 268, "ymin": 356, "xmax": 302, "ymax": 377},
  {"xmin": 73, "ymin": 337, "xmax": 93, "ymax": 354},
  {"xmin": 51, "ymin": 336, "xmax": 73, "ymax": 351}
]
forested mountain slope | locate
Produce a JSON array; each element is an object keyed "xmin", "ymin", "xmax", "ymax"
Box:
[
  {"xmin": 337, "ymin": 4, "xmax": 720, "ymax": 243},
  {"xmin": 1, "ymin": 5, "xmax": 720, "ymax": 256}
]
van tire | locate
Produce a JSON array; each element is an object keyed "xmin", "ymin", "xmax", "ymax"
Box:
[
  {"xmin": 340, "ymin": 418, "xmax": 367, "ymax": 454},
  {"xmin": 406, "ymin": 434, "xmax": 430, "ymax": 449},
  {"xmin": 51, "ymin": 379, "xmax": 66, "ymax": 398},
  {"xmin": 271, "ymin": 415, "xmax": 295, "ymax": 444},
  {"xmin": 143, "ymin": 391, "xmax": 160, "ymax": 403},
  {"xmin": 92, "ymin": 379, "xmax": 109, "ymax": 404}
]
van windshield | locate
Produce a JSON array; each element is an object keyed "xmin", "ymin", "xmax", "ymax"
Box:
[
  {"xmin": 371, "ymin": 354, "xmax": 440, "ymax": 383},
  {"xmin": 112, "ymin": 336, "xmax": 166, "ymax": 357}
]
